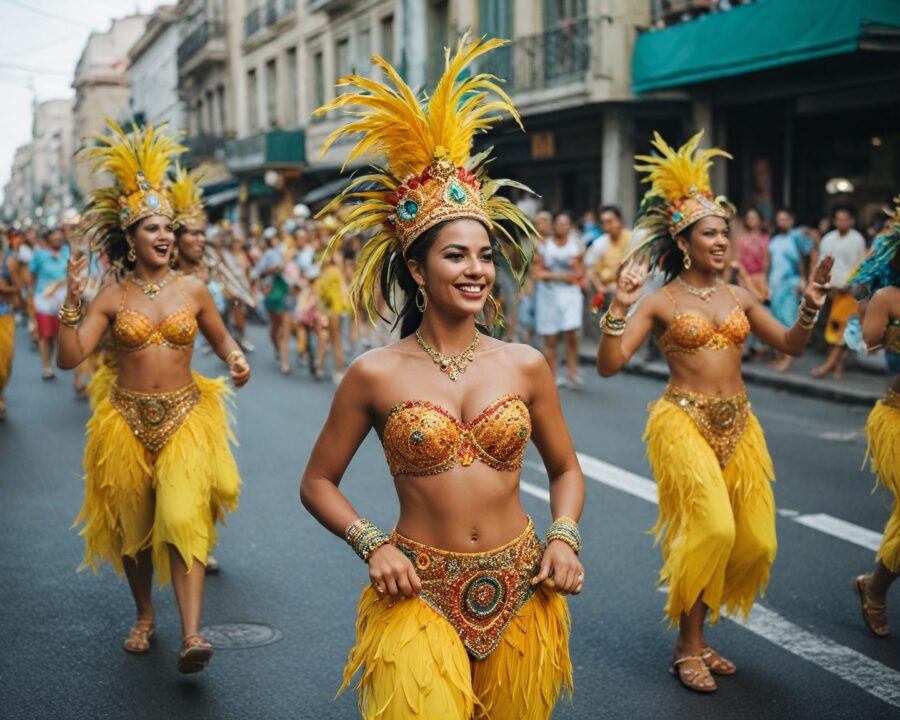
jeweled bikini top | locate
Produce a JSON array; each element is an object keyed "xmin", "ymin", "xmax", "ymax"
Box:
[
  {"xmin": 113, "ymin": 278, "xmax": 197, "ymax": 352},
  {"xmin": 381, "ymin": 394, "xmax": 531, "ymax": 476},
  {"xmin": 658, "ymin": 284, "xmax": 750, "ymax": 355}
]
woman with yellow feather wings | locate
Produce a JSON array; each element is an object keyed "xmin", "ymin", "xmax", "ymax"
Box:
[
  {"xmin": 299, "ymin": 36, "xmax": 584, "ymax": 718},
  {"xmin": 596, "ymin": 132, "xmax": 833, "ymax": 693},
  {"xmin": 59, "ymin": 120, "xmax": 250, "ymax": 674}
]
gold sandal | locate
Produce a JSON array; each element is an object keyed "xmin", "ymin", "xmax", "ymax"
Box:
[
  {"xmin": 701, "ymin": 645, "xmax": 737, "ymax": 675},
  {"xmin": 854, "ymin": 575, "xmax": 889, "ymax": 637},
  {"xmin": 669, "ymin": 655, "xmax": 717, "ymax": 693},
  {"xmin": 177, "ymin": 634, "xmax": 213, "ymax": 674},
  {"xmin": 123, "ymin": 619, "xmax": 155, "ymax": 654}
]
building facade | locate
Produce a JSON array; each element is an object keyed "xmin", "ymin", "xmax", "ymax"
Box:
[
  {"xmin": 2, "ymin": 144, "xmax": 34, "ymax": 223},
  {"xmin": 128, "ymin": 5, "xmax": 185, "ymax": 133},
  {"xmin": 30, "ymin": 99, "xmax": 75, "ymax": 226},
  {"xmin": 72, "ymin": 14, "xmax": 149, "ymax": 205}
]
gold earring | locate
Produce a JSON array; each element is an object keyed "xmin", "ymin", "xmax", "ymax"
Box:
[
  {"xmin": 415, "ymin": 285, "xmax": 428, "ymax": 313},
  {"xmin": 683, "ymin": 252, "xmax": 692, "ymax": 270},
  {"xmin": 169, "ymin": 247, "xmax": 179, "ymax": 268},
  {"xmin": 127, "ymin": 246, "xmax": 136, "ymax": 262},
  {"xmin": 487, "ymin": 294, "xmax": 503, "ymax": 322}
]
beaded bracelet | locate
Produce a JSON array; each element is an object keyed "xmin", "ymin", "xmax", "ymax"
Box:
[
  {"xmin": 345, "ymin": 518, "xmax": 391, "ymax": 562},
  {"xmin": 546, "ymin": 516, "xmax": 582, "ymax": 554},
  {"xmin": 225, "ymin": 350, "xmax": 247, "ymax": 367},
  {"xmin": 58, "ymin": 300, "xmax": 84, "ymax": 328},
  {"xmin": 599, "ymin": 309, "xmax": 627, "ymax": 337},
  {"xmin": 797, "ymin": 301, "xmax": 819, "ymax": 330}
]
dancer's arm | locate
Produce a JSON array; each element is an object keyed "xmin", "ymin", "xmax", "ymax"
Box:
[
  {"xmin": 191, "ymin": 279, "xmax": 251, "ymax": 387},
  {"xmin": 57, "ymin": 255, "xmax": 112, "ymax": 369},
  {"xmin": 300, "ymin": 357, "xmax": 422, "ymax": 601},
  {"xmin": 862, "ymin": 287, "xmax": 892, "ymax": 349},
  {"xmin": 596, "ymin": 265, "xmax": 656, "ymax": 376},
  {"xmin": 743, "ymin": 256, "xmax": 833, "ymax": 356},
  {"xmin": 525, "ymin": 349, "xmax": 585, "ymax": 595}
]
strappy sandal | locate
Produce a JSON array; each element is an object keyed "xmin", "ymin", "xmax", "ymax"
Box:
[
  {"xmin": 854, "ymin": 575, "xmax": 890, "ymax": 637},
  {"xmin": 701, "ymin": 645, "xmax": 737, "ymax": 675},
  {"xmin": 177, "ymin": 634, "xmax": 213, "ymax": 674},
  {"xmin": 669, "ymin": 655, "xmax": 717, "ymax": 693},
  {"xmin": 123, "ymin": 619, "xmax": 155, "ymax": 654}
]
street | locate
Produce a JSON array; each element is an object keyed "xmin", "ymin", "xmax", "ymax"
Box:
[{"xmin": 1, "ymin": 324, "xmax": 898, "ymax": 720}]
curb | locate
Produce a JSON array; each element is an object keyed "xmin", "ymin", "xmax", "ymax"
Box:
[{"xmin": 577, "ymin": 352, "xmax": 885, "ymax": 407}]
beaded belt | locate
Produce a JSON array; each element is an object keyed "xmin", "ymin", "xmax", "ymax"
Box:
[
  {"xmin": 110, "ymin": 382, "xmax": 201, "ymax": 454},
  {"xmin": 883, "ymin": 388, "xmax": 900, "ymax": 411},
  {"xmin": 661, "ymin": 385, "xmax": 750, "ymax": 468},
  {"xmin": 392, "ymin": 518, "xmax": 543, "ymax": 659}
]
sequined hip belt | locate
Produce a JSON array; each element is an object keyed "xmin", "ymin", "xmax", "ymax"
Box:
[
  {"xmin": 392, "ymin": 518, "xmax": 543, "ymax": 660},
  {"xmin": 661, "ymin": 384, "xmax": 750, "ymax": 468},
  {"xmin": 110, "ymin": 382, "xmax": 201, "ymax": 454},
  {"xmin": 883, "ymin": 388, "xmax": 900, "ymax": 411}
]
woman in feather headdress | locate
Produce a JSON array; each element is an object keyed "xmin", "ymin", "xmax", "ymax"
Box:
[
  {"xmin": 849, "ymin": 197, "xmax": 900, "ymax": 638},
  {"xmin": 299, "ymin": 36, "xmax": 584, "ymax": 718},
  {"xmin": 59, "ymin": 120, "xmax": 250, "ymax": 673},
  {"xmin": 596, "ymin": 132, "xmax": 833, "ymax": 693}
]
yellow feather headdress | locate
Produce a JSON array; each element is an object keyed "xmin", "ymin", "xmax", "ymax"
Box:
[
  {"xmin": 168, "ymin": 162, "xmax": 207, "ymax": 226},
  {"xmin": 314, "ymin": 33, "xmax": 536, "ymax": 324},
  {"xmin": 625, "ymin": 131, "xmax": 734, "ymax": 272},
  {"xmin": 78, "ymin": 119, "xmax": 184, "ymax": 267}
]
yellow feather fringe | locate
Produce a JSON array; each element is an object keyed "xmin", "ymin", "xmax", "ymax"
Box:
[
  {"xmin": 87, "ymin": 354, "xmax": 117, "ymax": 411},
  {"xmin": 340, "ymin": 585, "xmax": 572, "ymax": 719},
  {"xmin": 74, "ymin": 372, "xmax": 239, "ymax": 587},
  {"xmin": 0, "ymin": 315, "xmax": 13, "ymax": 395},
  {"xmin": 867, "ymin": 401, "xmax": 900, "ymax": 572},
  {"xmin": 168, "ymin": 162, "xmax": 207, "ymax": 225},
  {"xmin": 645, "ymin": 399, "xmax": 776, "ymax": 625},
  {"xmin": 634, "ymin": 131, "xmax": 731, "ymax": 205}
]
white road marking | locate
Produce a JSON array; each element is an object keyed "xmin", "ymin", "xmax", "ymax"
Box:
[
  {"xmin": 526, "ymin": 455, "xmax": 884, "ymax": 552},
  {"xmin": 794, "ymin": 513, "xmax": 883, "ymax": 552},
  {"xmin": 522, "ymin": 456, "xmax": 899, "ymax": 707}
]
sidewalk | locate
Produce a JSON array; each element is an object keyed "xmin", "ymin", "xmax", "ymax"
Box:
[{"xmin": 577, "ymin": 341, "xmax": 891, "ymax": 406}]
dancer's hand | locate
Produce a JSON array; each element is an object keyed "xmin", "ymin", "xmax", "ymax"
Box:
[
  {"xmin": 532, "ymin": 541, "xmax": 584, "ymax": 595},
  {"xmin": 65, "ymin": 255, "xmax": 89, "ymax": 307},
  {"xmin": 368, "ymin": 544, "xmax": 422, "ymax": 606},
  {"xmin": 229, "ymin": 356, "xmax": 251, "ymax": 387},
  {"xmin": 803, "ymin": 256, "xmax": 834, "ymax": 309},
  {"xmin": 611, "ymin": 263, "xmax": 648, "ymax": 313}
]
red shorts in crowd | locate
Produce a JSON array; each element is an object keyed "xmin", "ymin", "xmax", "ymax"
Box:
[{"xmin": 35, "ymin": 312, "xmax": 60, "ymax": 339}]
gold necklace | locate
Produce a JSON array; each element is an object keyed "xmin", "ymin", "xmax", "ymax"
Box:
[
  {"xmin": 676, "ymin": 275, "xmax": 720, "ymax": 302},
  {"xmin": 416, "ymin": 329, "xmax": 480, "ymax": 382},
  {"xmin": 129, "ymin": 270, "xmax": 175, "ymax": 300}
]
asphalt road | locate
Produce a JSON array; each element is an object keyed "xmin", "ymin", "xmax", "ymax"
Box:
[{"xmin": 1, "ymin": 324, "xmax": 898, "ymax": 720}]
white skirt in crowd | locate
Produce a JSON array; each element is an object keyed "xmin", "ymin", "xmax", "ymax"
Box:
[{"xmin": 535, "ymin": 282, "xmax": 583, "ymax": 336}]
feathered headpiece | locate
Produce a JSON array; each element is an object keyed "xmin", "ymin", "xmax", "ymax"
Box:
[
  {"xmin": 314, "ymin": 33, "xmax": 536, "ymax": 323},
  {"xmin": 78, "ymin": 120, "xmax": 184, "ymax": 263},
  {"xmin": 624, "ymin": 131, "xmax": 734, "ymax": 271},
  {"xmin": 168, "ymin": 162, "xmax": 207, "ymax": 226},
  {"xmin": 847, "ymin": 195, "xmax": 900, "ymax": 297}
]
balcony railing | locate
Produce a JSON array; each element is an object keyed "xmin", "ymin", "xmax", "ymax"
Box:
[
  {"xmin": 225, "ymin": 129, "xmax": 305, "ymax": 173},
  {"xmin": 177, "ymin": 21, "xmax": 227, "ymax": 68},
  {"xmin": 183, "ymin": 134, "xmax": 227, "ymax": 165},
  {"xmin": 480, "ymin": 18, "xmax": 593, "ymax": 95},
  {"xmin": 244, "ymin": 8, "xmax": 260, "ymax": 39}
]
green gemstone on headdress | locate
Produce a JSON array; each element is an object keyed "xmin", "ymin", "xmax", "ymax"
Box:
[
  {"xmin": 398, "ymin": 199, "xmax": 419, "ymax": 221},
  {"xmin": 448, "ymin": 181, "xmax": 466, "ymax": 203}
]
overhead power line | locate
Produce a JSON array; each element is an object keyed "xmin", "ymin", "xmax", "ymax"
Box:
[{"xmin": 0, "ymin": 0, "xmax": 94, "ymax": 29}]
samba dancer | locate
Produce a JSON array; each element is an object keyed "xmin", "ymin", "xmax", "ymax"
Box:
[
  {"xmin": 0, "ymin": 232, "xmax": 20, "ymax": 419},
  {"xmin": 849, "ymin": 198, "xmax": 900, "ymax": 637},
  {"xmin": 597, "ymin": 132, "xmax": 832, "ymax": 693},
  {"xmin": 300, "ymin": 37, "xmax": 584, "ymax": 719},
  {"xmin": 60, "ymin": 121, "xmax": 250, "ymax": 673}
]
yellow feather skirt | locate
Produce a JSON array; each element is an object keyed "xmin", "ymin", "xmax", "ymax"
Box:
[
  {"xmin": 87, "ymin": 352, "xmax": 117, "ymax": 410},
  {"xmin": 340, "ymin": 585, "xmax": 572, "ymax": 720},
  {"xmin": 867, "ymin": 398, "xmax": 900, "ymax": 572},
  {"xmin": 74, "ymin": 372, "xmax": 240, "ymax": 587},
  {"xmin": 645, "ymin": 397, "xmax": 777, "ymax": 625},
  {"xmin": 0, "ymin": 314, "xmax": 14, "ymax": 395}
]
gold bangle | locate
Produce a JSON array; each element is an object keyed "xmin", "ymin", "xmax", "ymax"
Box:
[{"xmin": 225, "ymin": 350, "xmax": 246, "ymax": 367}]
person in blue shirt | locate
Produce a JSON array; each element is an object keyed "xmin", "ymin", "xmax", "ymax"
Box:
[
  {"xmin": 768, "ymin": 209, "xmax": 813, "ymax": 371},
  {"xmin": 29, "ymin": 226, "xmax": 70, "ymax": 379}
]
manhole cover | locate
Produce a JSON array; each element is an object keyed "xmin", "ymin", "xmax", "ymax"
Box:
[{"xmin": 200, "ymin": 623, "xmax": 282, "ymax": 649}]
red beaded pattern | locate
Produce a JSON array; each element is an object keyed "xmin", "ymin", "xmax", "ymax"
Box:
[
  {"xmin": 391, "ymin": 519, "xmax": 543, "ymax": 659},
  {"xmin": 381, "ymin": 394, "xmax": 531, "ymax": 477}
]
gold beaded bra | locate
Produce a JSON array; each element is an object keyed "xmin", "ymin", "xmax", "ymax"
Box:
[
  {"xmin": 658, "ymin": 285, "xmax": 750, "ymax": 355},
  {"xmin": 381, "ymin": 394, "xmax": 531, "ymax": 476},
  {"xmin": 113, "ymin": 279, "xmax": 197, "ymax": 352}
]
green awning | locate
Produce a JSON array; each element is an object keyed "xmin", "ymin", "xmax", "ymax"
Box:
[{"xmin": 632, "ymin": 0, "xmax": 900, "ymax": 94}]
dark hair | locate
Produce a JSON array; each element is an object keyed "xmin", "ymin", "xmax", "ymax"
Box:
[
  {"xmin": 775, "ymin": 207, "xmax": 794, "ymax": 217},
  {"xmin": 832, "ymin": 204, "xmax": 855, "ymax": 219},
  {"xmin": 599, "ymin": 205, "xmax": 622, "ymax": 220},
  {"xmin": 389, "ymin": 219, "xmax": 508, "ymax": 338},
  {"xmin": 661, "ymin": 230, "xmax": 689, "ymax": 283},
  {"xmin": 743, "ymin": 207, "xmax": 761, "ymax": 221}
]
